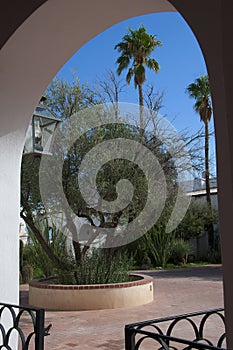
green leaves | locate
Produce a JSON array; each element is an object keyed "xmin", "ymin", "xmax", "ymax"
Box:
[
  {"xmin": 175, "ymin": 200, "xmax": 218, "ymax": 240},
  {"xmin": 115, "ymin": 25, "xmax": 162, "ymax": 89},
  {"xmin": 186, "ymin": 75, "xmax": 212, "ymax": 122}
]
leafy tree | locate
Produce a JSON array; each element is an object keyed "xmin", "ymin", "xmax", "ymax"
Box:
[
  {"xmin": 175, "ymin": 200, "xmax": 218, "ymax": 240},
  {"xmin": 186, "ymin": 75, "xmax": 215, "ymax": 248},
  {"xmin": 45, "ymin": 74, "xmax": 96, "ymax": 120},
  {"xmin": 21, "ymin": 73, "xmax": 206, "ymax": 281},
  {"xmin": 61, "ymin": 120, "xmax": 178, "ymax": 254},
  {"xmin": 21, "ymin": 76, "xmax": 97, "ymax": 269},
  {"xmin": 114, "ymin": 26, "xmax": 162, "ymax": 132},
  {"xmin": 21, "ymin": 156, "xmax": 63, "ymax": 269}
]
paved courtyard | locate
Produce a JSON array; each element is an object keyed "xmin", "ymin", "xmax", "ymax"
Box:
[{"xmin": 20, "ymin": 265, "xmax": 224, "ymax": 349}]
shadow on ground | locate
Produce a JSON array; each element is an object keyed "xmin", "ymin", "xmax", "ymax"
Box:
[{"xmin": 137, "ymin": 265, "xmax": 222, "ymax": 281}]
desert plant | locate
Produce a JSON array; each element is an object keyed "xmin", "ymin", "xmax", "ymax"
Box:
[
  {"xmin": 145, "ymin": 225, "xmax": 175, "ymax": 268},
  {"xmin": 23, "ymin": 217, "xmax": 135, "ymax": 284},
  {"xmin": 55, "ymin": 249, "xmax": 134, "ymax": 285},
  {"xmin": 21, "ymin": 264, "xmax": 33, "ymax": 283},
  {"xmin": 169, "ymin": 239, "xmax": 192, "ymax": 265},
  {"xmin": 23, "ymin": 217, "xmax": 71, "ymax": 278}
]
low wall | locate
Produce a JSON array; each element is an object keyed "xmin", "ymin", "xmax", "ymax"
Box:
[{"xmin": 29, "ymin": 274, "xmax": 153, "ymax": 310}]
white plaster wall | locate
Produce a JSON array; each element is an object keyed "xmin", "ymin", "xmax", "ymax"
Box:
[
  {"xmin": 0, "ymin": 131, "xmax": 25, "ymax": 304},
  {"xmin": 1, "ymin": 0, "xmax": 233, "ymax": 347}
]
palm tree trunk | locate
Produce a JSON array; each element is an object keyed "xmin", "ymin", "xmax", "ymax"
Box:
[
  {"xmin": 138, "ymin": 84, "xmax": 144, "ymax": 139},
  {"xmin": 204, "ymin": 120, "xmax": 214, "ymax": 249}
]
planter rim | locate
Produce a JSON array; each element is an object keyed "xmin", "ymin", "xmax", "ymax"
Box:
[{"xmin": 29, "ymin": 273, "xmax": 153, "ymax": 290}]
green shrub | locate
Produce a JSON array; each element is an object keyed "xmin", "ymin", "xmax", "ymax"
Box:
[
  {"xmin": 55, "ymin": 249, "xmax": 134, "ymax": 285},
  {"xmin": 145, "ymin": 226, "xmax": 175, "ymax": 268},
  {"xmin": 23, "ymin": 218, "xmax": 70, "ymax": 278},
  {"xmin": 169, "ymin": 239, "xmax": 191, "ymax": 265},
  {"xmin": 207, "ymin": 235, "xmax": 222, "ymax": 263},
  {"xmin": 21, "ymin": 264, "xmax": 33, "ymax": 283},
  {"xmin": 23, "ymin": 217, "xmax": 134, "ymax": 284}
]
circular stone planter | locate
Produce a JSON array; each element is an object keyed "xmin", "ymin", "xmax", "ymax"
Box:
[{"xmin": 29, "ymin": 274, "xmax": 153, "ymax": 310}]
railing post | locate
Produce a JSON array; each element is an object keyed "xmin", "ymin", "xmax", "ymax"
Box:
[
  {"xmin": 0, "ymin": 303, "xmax": 50, "ymax": 350},
  {"xmin": 35, "ymin": 308, "xmax": 45, "ymax": 350},
  {"xmin": 125, "ymin": 326, "xmax": 135, "ymax": 350}
]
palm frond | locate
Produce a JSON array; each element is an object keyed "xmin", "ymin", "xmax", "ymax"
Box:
[
  {"xmin": 146, "ymin": 58, "xmax": 160, "ymax": 72},
  {"xmin": 186, "ymin": 75, "xmax": 212, "ymax": 121},
  {"xmin": 116, "ymin": 55, "xmax": 131, "ymax": 75},
  {"xmin": 126, "ymin": 68, "xmax": 134, "ymax": 85},
  {"xmin": 114, "ymin": 25, "xmax": 162, "ymax": 89}
]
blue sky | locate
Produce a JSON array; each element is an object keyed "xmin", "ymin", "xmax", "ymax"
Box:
[{"xmin": 53, "ymin": 11, "xmax": 216, "ymax": 176}]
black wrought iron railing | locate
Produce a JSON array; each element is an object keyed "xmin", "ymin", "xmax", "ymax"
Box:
[
  {"xmin": 125, "ymin": 308, "xmax": 226, "ymax": 350},
  {"xmin": 0, "ymin": 302, "xmax": 51, "ymax": 350}
]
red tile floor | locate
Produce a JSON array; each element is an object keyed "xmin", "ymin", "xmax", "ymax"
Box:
[{"xmin": 20, "ymin": 265, "xmax": 224, "ymax": 349}]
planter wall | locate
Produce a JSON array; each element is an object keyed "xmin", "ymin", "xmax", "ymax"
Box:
[{"xmin": 29, "ymin": 274, "xmax": 153, "ymax": 310}]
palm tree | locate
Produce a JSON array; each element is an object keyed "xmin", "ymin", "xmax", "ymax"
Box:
[
  {"xmin": 114, "ymin": 26, "xmax": 162, "ymax": 132},
  {"xmin": 186, "ymin": 75, "xmax": 214, "ymax": 248}
]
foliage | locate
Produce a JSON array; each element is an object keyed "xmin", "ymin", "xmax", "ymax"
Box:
[
  {"xmin": 55, "ymin": 249, "xmax": 134, "ymax": 285},
  {"xmin": 206, "ymin": 235, "xmax": 222, "ymax": 264},
  {"xmin": 19, "ymin": 240, "xmax": 33, "ymax": 283},
  {"xmin": 128, "ymin": 203, "xmax": 177, "ymax": 269},
  {"xmin": 21, "ymin": 156, "xmax": 42, "ymax": 214},
  {"xmin": 175, "ymin": 200, "xmax": 218, "ymax": 240},
  {"xmin": 127, "ymin": 197, "xmax": 194, "ymax": 269},
  {"xmin": 115, "ymin": 25, "xmax": 162, "ymax": 130},
  {"xmin": 23, "ymin": 218, "xmax": 71, "ymax": 278},
  {"xmin": 114, "ymin": 26, "xmax": 162, "ymax": 89},
  {"xmin": 186, "ymin": 75, "xmax": 212, "ymax": 123},
  {"xmin": 24, "ymin": 88, "xmax": 178, "ymax": 263},
  {"xmin": 169, "ymin": 239, "xmax": 192, "ymax": 264},
  {"xmin": 62, "ymin": 121, "xmax": 177, "ymax": 235},
  {"xmin": 20, "ymin": 69, "xmax": 210, "ymax": 284},
  {"xmin": 45, "ymin": 74, "xmax": 96, "ymax": 120},
  {"xmin": 22, "ymin": 217, "xmax": 134, "ymax": 284},
  {"xmin": 186, "ymin": 75, "xmax": 215, "ymax": 248},
  {"xmin": 144, "ymin": 222, "xmax": 176, "ymax": 268}
]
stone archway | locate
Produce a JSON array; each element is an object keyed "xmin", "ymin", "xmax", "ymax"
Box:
[{"xmin": 1, "ymin": 0, "xmax": 233, "ymax": 347}]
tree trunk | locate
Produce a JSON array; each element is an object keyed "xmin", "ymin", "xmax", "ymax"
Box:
[
  {"xmin": 63, "ymin": 205, "xmax": 82, "ymax": 264},
  {"xmin": 115, "ymin": 88, "xmax": 119, "ymax": 122},
  {"xmin": 20, "ymin": 212, "xmax": 69, "ymax": 270},
  {"xmin": 138, "ymin": 83, "xmax": 144, "ymax": 138},
  {"xmin": 204, "ymin": 120, "xmax": 214, "ymax": 249}
]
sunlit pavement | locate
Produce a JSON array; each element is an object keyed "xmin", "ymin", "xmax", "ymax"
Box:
[{"xmin": 20, "ymin": 265, "xmax": 224, "ymax": 349}]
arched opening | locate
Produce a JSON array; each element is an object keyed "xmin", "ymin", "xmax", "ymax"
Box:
[
  {"xmin": 22, "ymin": 11, "xmax": 217, "ymax": 268},
  {"xmin": 1, "ymin": 0, "xmax": 233, "ymax": 348}
]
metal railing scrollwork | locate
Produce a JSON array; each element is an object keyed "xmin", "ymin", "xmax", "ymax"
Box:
[
  {"xmin": 125, "ymin": 308, "xmax": 226, "ymax": 350},
  {"xmin": 0, "ymin": 302, "xmax": 51, "ymax": 350}
]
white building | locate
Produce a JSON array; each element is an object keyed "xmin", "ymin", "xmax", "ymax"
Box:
[
  {"xmin": 19, "ymin": 219, "xmax": 28, "ymax": 245},
  {"xmin": 185, "ymin": 177, "xmax": 219, "ymax": 259},
  {"xmin": 187, "ymin": 176, "xmax": 218, "ymax": 209}
]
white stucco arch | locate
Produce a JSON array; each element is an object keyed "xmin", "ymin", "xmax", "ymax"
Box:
[{"xmin": 1, "ymin": 0, "xmax": 233, "ymax": 347}]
